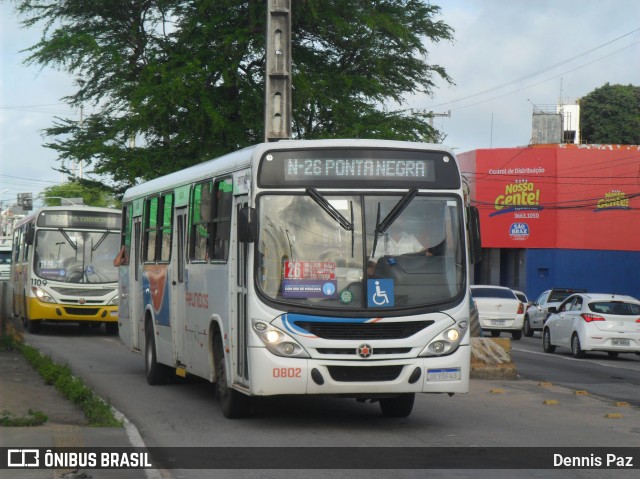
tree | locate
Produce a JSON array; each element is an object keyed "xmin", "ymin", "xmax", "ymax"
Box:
[
  {"xmin": 39, "ymin": 180, "xmax": 118, "ymax": 208},
  {"xmin": 16, "ymin": 0, "xmax": 454, "ymax": 193},
  {"xmin": 580, "ymin": 83, "xmax": 640, "ymax": 145}
]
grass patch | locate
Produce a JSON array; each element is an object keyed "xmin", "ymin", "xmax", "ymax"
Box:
[
  {"xmin": 1, "ymin": 409, "xmax": 48, "ymax": 427},
  {"xmin": 16, "ymin": 342, "xmax": 122, "ymax": 427}
]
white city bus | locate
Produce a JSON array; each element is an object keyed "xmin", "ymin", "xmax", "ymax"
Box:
[
  {"xmin": 11, "ymin": 206, "xmax": 121, "ymax": 334},
  {"xmin": 117, "ymin": 139, "xmax": 481, "ymax": 418}
]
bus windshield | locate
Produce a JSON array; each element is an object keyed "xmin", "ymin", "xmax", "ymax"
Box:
[
  {"xmin": 34, "ymin": 229, "xmax": 120, "ymax": 284},
  {"xmin": 257, "ymin": 192, "xmax": 464, "ymax": 310}
]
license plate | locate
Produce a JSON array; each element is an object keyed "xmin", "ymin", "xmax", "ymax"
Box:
[
  {"xmin": 491, "ymin": 320, "xmax": 506, "ymax": 326},
  {"xmin": 611, "ymin": 338, "xmax": 630, "ymax": 346},
  {"xmin": 427, "ymin": 368, "xmax": 461, "ymax": 382}
]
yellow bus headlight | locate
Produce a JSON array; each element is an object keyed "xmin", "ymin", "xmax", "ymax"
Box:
[{"xmin": 31, "ymin": 286, "xmax": 56, "ymax": 303}]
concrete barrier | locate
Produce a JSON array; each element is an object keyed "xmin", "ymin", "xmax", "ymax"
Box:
[{"xmin": 470, "ymin": 337, "xmax": 518, "ymax": 380}]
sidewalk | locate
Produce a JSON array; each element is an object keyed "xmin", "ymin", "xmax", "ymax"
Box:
[{"xmin": 0, "ymin": 319, "xmax": 153, "ymax": 479}]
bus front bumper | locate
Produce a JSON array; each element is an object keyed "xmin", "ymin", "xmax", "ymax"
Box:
[
  {"xmin": 247, "ymin": 344, "xmax": 470, "ymax": 396},
  {"xmin": 28, "ymin": 298, "xmax": 118, "ymax": 323}
]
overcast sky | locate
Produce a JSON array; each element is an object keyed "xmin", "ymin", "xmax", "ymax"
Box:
[{"xmin": 1, "ymin": 0, "xmax": 639, "ymax": 209}]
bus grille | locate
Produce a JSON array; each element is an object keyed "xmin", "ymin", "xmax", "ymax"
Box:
[
  {"xmin": 292, "ymin": 320, "xmax": 433, "ymax": 339},
  {"xmin": 51, "ymin": 287, "xmax": 114, "ymax": 297},
  {"xmin": 327, "ymin": 365, "xmax": 403, "ymax": 382},
  {"xmin": 64, "ymin": 307, "xmax": 100, "ymax": 316},
  {"xmin": 316, "ymin": 347, "xmax": 412, "ymax": 355}
]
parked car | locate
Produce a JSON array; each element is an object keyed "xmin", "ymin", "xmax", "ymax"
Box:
[
  {"xmin": 470, "ymin": 285, "xmax": 525, "ymax": 340},
  {"xmin": 523, "ymin": 287, "xmax": 587, "ymax": 337},
  {"xmin": 543, "ymin": 293, "xmax": 640, "ymax": 358}
]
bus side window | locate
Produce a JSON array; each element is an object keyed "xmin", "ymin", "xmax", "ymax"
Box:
[
  {"xmin": 143, "ymin": 197, "xmax": 159, "ymax": 262},
  {"xmin": 211, "ymin": 178, "xmax": 233, "ymax": 261},
  {"xmin": 159, "ymin": 193, "xmax": 174, "ymax": 262},
  {"xmin": 190, "ymin": 181, "xmax": 212, "ymax": 261}
]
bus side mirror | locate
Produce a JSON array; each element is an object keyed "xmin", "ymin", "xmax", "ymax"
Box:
[
  {"xmin": 25, "ymin": 224, "xmax": 35, "ymax": 245},
  {"xmin": 468, "ymin": 206, "xmax": 482, "ymax": 264},
  {"xmin": 237, "ymin": 206, "xmax": 257, "ymax": 243}
]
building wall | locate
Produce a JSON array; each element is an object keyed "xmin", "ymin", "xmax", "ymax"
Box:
[
  {"xmin": 458, "ymin": 144, "xmax": 640, "ymax": 299},
  {"xmin": 525, "ymin": 249, "xmax": 640, "ymax": 301}
]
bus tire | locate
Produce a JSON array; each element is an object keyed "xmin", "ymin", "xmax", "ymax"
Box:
[
  {"xmin": 145, "ymin": 323, "xmax": 169, "ymax": 385},
  {"xmin": 26, "ymin": 319, "xmax": 41, "ymax": 334},
  {"xmin": 213, "ymin": 332, "xmax": 250, "ymax": 418},
  {"xmin": 105, "ymin": 322, "xmax": 118, "ymax": 335},
  {"xmin": 379, "ymin": 393, "xmax": 415, "ymax": 418},
  {"xmin": 23, "ymin": 297, "xmax": 40, "ymax": 334}
]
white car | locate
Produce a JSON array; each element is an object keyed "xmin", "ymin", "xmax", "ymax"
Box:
[
  {"xmin": 543, "ymin": 293, "xmax": 640, "ymax": 358},
  {"xmin": 470, "ymin": 285, "xmax": 525, "ymax": 340}
]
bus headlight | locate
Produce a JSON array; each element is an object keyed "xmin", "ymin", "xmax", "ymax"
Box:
[
  {"xmin": 420, "ymin": 323, "xmax": 468, "ymax": 357},
  {"xmin": 107, "ymin": 295, "xmax": 119, "ymax": 306},
  {"xmin": 31, "ymin": 286, "xmax": 55, "ymax": 304},
  {"xmin": 252, "ymin": 320, "xmax": 309, "ymax": 358}
]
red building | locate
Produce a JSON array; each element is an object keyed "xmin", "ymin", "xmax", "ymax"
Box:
[{"xmin": 458, "ymin": 144, "xmax": 640, "ymax": 300}]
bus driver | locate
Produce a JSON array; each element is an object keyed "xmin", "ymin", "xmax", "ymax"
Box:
[{"xmin": 367, "ymin": 215, "xmax": 432, "ymax": 275}]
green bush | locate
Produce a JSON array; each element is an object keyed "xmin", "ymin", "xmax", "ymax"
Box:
[{"xmin": 17, "ymin": 343, "xmax": 122, "ymax": 427}]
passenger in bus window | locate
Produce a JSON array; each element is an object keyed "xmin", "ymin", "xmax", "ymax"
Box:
[{"xmin": 113, "ymin": 245, "xmax": 127, "ymax": 266}]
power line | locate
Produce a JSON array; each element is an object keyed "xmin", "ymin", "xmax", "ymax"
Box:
[{"xmin": 427, "ymin": 27, "xmax": 640, "ymax": 110}]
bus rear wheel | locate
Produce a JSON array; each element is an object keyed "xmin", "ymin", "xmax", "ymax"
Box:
[
  {"xmin": 213, "ymin": 333, "xmax": 250, "ymax": 418},
  {"xmin": 379, "ymin": 393, "xmax": 415, "ymax": 418}
]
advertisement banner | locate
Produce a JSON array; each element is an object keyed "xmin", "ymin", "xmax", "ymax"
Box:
[{"xmin": 459, "ymin": 145, "xmax": 640, "ymax": 251}]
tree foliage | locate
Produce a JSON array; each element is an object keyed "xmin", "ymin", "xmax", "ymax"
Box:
[
  {"xmin": 16, "ymin": 0, "xmax": 454, "ymax": 193},
  {"xmin": 580, "ymin": 83, "xmax": 640, "ymax": 145},
  {"xmin": 39, "ymin": 180, "xmax": 118, "ymax": 208}
]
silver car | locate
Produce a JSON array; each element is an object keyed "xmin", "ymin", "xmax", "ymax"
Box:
[{"xmin": 523, "ymin": 288, "xmax": 586, "ymax": 337}]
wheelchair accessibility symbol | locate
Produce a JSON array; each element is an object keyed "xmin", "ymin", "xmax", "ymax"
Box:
[{"xmin": 367, "ymin": 279, "xmax": 394, "ymax": 307}]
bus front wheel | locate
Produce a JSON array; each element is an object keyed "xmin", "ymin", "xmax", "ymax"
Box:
[
  {"xmin": 379, "ymin": 393, "xmax": 415, "ymax": 418},
  {"xmin": 26, "ymin": 319, "xmax": 41, "ymax": 334},
  {"xmin": 145, "ymin": 323, "xmax": 170, "ymax": 385},
  {"xmin": 213, "ymin": 333, "xmax": 250, "ymax": 418},
  {"xmin": 23, "ymin": 297, "xmax": 41, "ymax": 334}
]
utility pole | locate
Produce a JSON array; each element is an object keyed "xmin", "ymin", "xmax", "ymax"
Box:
[
  {"xmin": 78, "ymin": 105, "xmax": 83, "ymax": 179},
  {"xmin": 264, "ymin": 0, "xmax": 292, "ymax": 142},
  {"xmin": 411, "ymin": 109, "xmax": 451, "ymax": 127},
  {"xmin": 411, "ymin": 109, "xmax": 451, "ymax": 141}
]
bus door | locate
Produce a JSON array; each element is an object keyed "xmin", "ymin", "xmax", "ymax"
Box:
[
  {"xmin": 130, "ymin": 216, "xmax": 143, "ymax": 351},
  {"xmin": 171, "ymin": 207, "xmax": 188, "ymax": 366},
  {"xmin": 231, "ymin": 195, "xmax": 250, "ymax": 386}
]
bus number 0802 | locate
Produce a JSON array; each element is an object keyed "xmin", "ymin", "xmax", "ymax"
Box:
[{"xmin": 272, "ymin": 367, "xmax": 302, "ymax": 378}]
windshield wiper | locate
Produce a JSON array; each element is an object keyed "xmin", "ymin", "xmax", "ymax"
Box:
[
  {"xmin": 92, "ymin": 230, "xmax": 111, "ymax": 252},
  {"xmin": 306, "ymin": 188, "xmax": 354, "ymax": 231},
  {"xmin": 371, "ymin": 188, "xmax": 418, "ymax": 259},
  {"xmin": 59, "ymin": 228, "xmax": 77, "ymax": 250}
]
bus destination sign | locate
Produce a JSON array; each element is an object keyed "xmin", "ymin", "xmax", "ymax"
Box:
[
  {"xmin": 37, "ymin": 211, "xmax": 121, "ymax": 230},
  {"xmin": 258, "ymin": 148, "xmax": 460, "ymax": 189},
  {"xmin": 285, "ymin": 157, "xmax": 431, "ymax": 181}
]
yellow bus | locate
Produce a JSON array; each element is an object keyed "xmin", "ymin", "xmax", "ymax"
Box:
[{"xmin": 11, "ymin": 206, "xmax": 121, "ymax": 334}]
